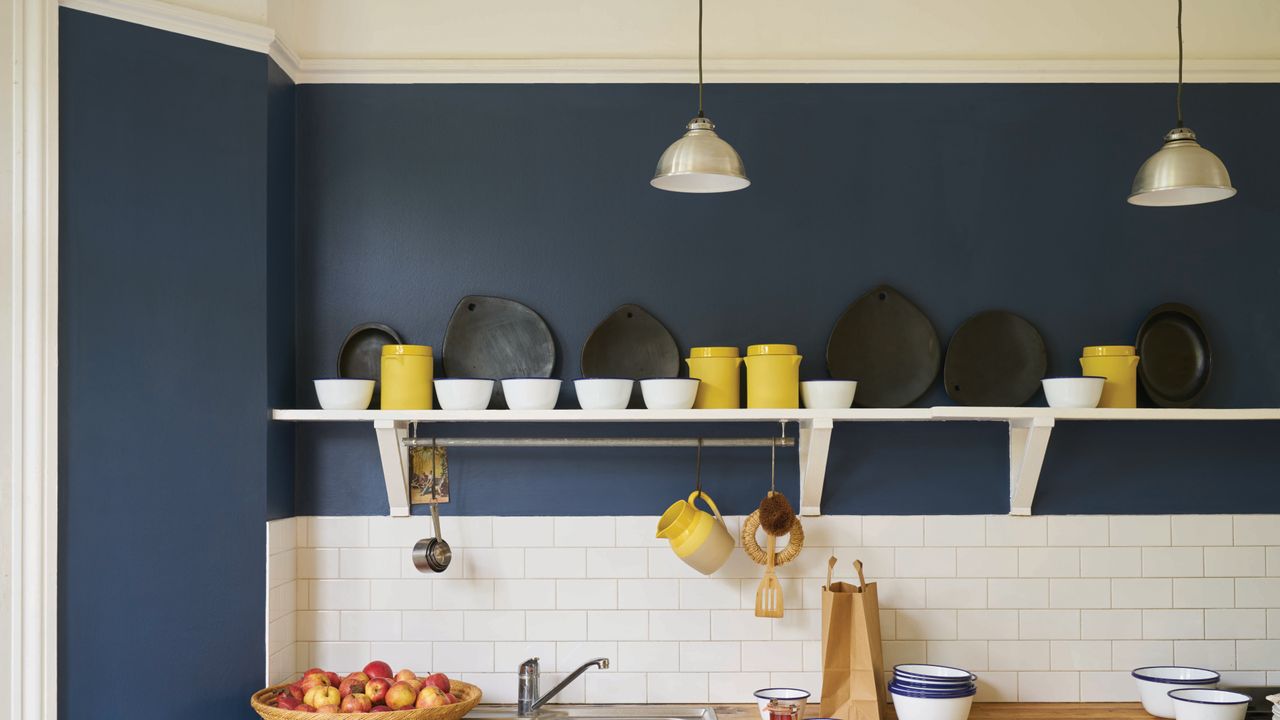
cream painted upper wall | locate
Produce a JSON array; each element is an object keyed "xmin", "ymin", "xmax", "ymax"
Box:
[
  {"xmin": 266, "ymin": 0, "xmax": 1280, "ymax": 61},
  {"xmin": 165, "ymin": 0, "xmax": 266, "ymax": 25}
]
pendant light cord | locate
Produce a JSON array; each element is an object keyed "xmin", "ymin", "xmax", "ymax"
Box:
[
  {"xmin": 697, "ymin": 0, "xmax": 705, "ymax": 117},
  {"xmin": 1172, "ymin": 0, "xmax": 1182, "ymax": 126}
]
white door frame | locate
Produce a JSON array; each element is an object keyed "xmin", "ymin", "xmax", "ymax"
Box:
[{"xmin": 8, "ymin": 1, "xmax": 59, "ymax": 719}]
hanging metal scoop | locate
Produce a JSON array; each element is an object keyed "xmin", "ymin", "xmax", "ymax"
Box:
[{"xmin": 412, "ymin": 438, "xmax": 453, "ymax": 573}]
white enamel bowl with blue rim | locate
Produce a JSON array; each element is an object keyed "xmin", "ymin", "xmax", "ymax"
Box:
[
  {"xmin": 1168, "ymin": 689, "xmax": 1251, "ymax": 720},
  {"xmin": 753, "ymin": 688, "xmax": 810, "ymax": 720},
  {"xmin": 890, "ymin": 682, "xmax": 975, "ymax": 720},
  {"xmin": 573, "ymin": 378, "xmax": 633, "ymax": 410},
  {"xmin": 893, "ymin": 664, "xmax": 977, "ymax": 687},
  {"xmin": 1042, "ymin": 376, "xmax": 1106, "ymax": 408},
  {"xmin": 801, "ymin": 380, "xmax": 857, "ymax": 409},
  {"xmin": 1132, "ymin": 666, "xmax": 1221, "ymax": 719},
  {"xmin": 501, "ymin": 378, "xmax": 562, "ymax": 410},
  {"xmin": 434, "ymin": 378, "xmax": 494, "ymax": 410},
  {"xmin": 640, "ymin": 378, "xmax": 700, "ymax": 410}
]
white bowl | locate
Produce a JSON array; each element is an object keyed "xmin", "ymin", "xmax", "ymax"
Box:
[
  {"xmin": 314, "ymin": 379, "xmax": 375, "ymax": 410},
  {"xmin": 434, "ymin": 378, "xmax": 494, "ymax": 410},
  {"xmin": 574, "ymin": 378, "xmax": 634, "ymax": 410},
  {"xmin": 1169, "ymin": 689, "xmax": 1250, "ymax": 720},
  {"xmin": 890, "ymin": 687, "xmax": 975, "ymax": 720},
  {"xmin": 801, "ymin": 380, "xmax": 857, "ymax": 409},
  {"xmin": 753, "ymin": 688, "xmax": 810, "ymax": 720},
  {"xmin": 640, "ymin": 378, "xmax": 700, "ymax": 410},
  {"xmin": 1133, "ymin": 667, "xmax": 1221, "ymax": 719},
  {"xmin": 894, "ymin": 664, "xmax": 977, "ymax": 684},
  {"xmin": 1042, "ymin": 376, "xmax": 1106, "ymax": 408},
  {"xmin": 501, "ymin": 378, "xmax": 562, "ymax": 410}
]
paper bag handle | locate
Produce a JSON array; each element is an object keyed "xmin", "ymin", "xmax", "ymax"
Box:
[
  {"xmin": 826, "ymin": 556, "xmax": 837, "ymax": 589},
  {"xmin": 854, "ymin": 559, "xmax": 866, "ymax": 589}
]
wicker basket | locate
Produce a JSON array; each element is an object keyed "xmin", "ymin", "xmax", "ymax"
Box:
[{"xmin": 251, "ymin": 679, "xmax": 482, "ymax": 720}]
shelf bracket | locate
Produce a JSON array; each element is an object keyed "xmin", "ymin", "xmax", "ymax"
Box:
[
  {"xmin": 1008, "ymin": 415, "xmax": 1054, "ymax": 516},
  {"xmin": 798, "ymin": 417, "xmax": 834, "ymax": 516},
  {"xmin": 374, "ymin": 420, "xmax": 411, "ymax": 517}
]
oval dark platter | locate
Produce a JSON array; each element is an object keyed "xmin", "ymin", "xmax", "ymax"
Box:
[
  {"xmin": 442, "ymin": 295, "xmax": 556, "ymax": 409},
  {"xmin": 943, "ymin": 310, "xmax": 1047, "ymax": 407},
  {"xmin": 1135, "ymin": 302, "xmax": 1212, "ymax": 408},
  {"xmin": 826, "ymin": 285, "xmax": 941, "ymax": 408}
]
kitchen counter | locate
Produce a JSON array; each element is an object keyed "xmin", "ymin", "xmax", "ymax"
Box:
[{"xmin": 712, "ymin": 703, "xmax": 1149, "ymax": 720}]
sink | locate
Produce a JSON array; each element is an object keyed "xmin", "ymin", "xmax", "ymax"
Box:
[{"xmin": 468, "ymin": 705, "xmax": 718, "ymax": 720}]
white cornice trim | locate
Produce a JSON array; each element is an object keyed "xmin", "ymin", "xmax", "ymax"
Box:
[
  {"xmin": 53, "ymin": 0, "xmax": 1280, "ymax": 84},
  {"xmin": 58, "ymin": 0, "xmax": 275, "ymax": 54},
  {"xmin": 289, "ymin": 57, "xmax": 1280, "ymax": 84}
]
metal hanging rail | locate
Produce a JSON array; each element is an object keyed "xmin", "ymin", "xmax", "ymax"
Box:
[{"xmin": 402, "ymin": 436, "xmax": 794, "ymax": 449}]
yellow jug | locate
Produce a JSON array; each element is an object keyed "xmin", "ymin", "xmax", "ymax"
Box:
[
  {"xmin": 381, "ymin": 344, "xmax": 433, "ymax": 409},
  {"xmin": 1080, "ymin": 345, "xmax": 1140, "ymax": 408},
  {"xmin": 656, "ymin": 491, "xmax": 733, "ymax": 575},
  {"xmin": 744, "ymin": 344, "xmax": 802, "ymax": 409},
  {"xmin": 686, "ymin": 347, "xmax": 743, "ymax": 409}
]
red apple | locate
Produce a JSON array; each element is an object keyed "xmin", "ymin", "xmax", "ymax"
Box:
[
  {"xmin": 385, "ymin": 681, "xmax": 419, "ymax": 710},
  {"xmin": 306, "ymin": 685, "xmax": 340, "ymax": 709},
  {"xmin": 364, "ymin": 660, "xmax": 394, "ymax": 679},
  {"xmin": 395, "ymin": 669, "xmax": 418, "ymax": 683},
  {"xmin": 424, "ymin": 672, "xmax": 451, "ymax": 693},
  {"xmin": 405, "ymin": 678, "xmax": 424, "ymax": 693},
  {"xmin": 370, "ymin": 707, "xmax": 392, "ymax": 713},
  {"xmin": 342, "ymin": 693, "xmax": 374, "ymax": 713},
  {"xmin": 416, "ymin": 686, "xmax": 449, "ymax": 708},
  {"xmin": 276, "ymin": 695, "xmax": 300, "ymax": 710},
  {"xmin": 296, "ymin": 705, "xmax": 316, "ymax": 712},
  {"xmin": 303, "ymin": 667, "xmax": 327, "ymax": 677},
  {"xmin": 445, "ymin": 692, "xmax": 458, "ymax": 704},
  {"xmin": 365, "ymin": 677, "xmax": 392, "ymax": 704},
  {"xmin": 300, "ymin": 673, "xmax": 330, "ymax": 695},
  {"xmin": 285, "ymin": 683, "xmax": 304, "ymax": 702},
  {"xmin": 338, "ymin": 676, "xmax": 366, "ymax": 698},
  {"xmin": 324, "ymin": 671, "xmax": 341, "ymax": 687},
  {"xmin": 316, "ymin": 704, "xmax": 340, "ymax": 713},
  {"xmin": 346, "ymin": 671, "xmax": 371, "ymax": 684}
]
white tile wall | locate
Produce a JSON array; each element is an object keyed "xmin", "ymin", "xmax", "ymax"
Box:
[{"xmin": 269, "ymin": 514, "xmax": 1280, "ymax": 703}]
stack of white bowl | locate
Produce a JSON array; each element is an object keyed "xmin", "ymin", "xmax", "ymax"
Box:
[
  {"xmin": 889, "ymin": 664, "xmax": 976, "ymax": 720},
  {"xmin": 1131, "ymin": 666, "xmax": 1222, "ymax": 719}
]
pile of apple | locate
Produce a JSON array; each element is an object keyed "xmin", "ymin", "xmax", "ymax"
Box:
[{"xmin": 273, "ymin": 660, "xmax": 459, "ymax": 714}]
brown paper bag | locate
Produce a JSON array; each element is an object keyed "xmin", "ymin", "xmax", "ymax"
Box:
[{"xmin": 820, "ymin": 557, "xmax": 886, "ymax": 720}]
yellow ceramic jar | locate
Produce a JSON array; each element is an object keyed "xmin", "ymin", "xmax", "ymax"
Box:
[
  {"xmin": 686, "ymin": 347, "xmax": 742, "ymax": 409},
  {"xmin": 1080, "ymin": 345, "xmax": 1140, "ymax": 408},
  {"xmin": 381, "ymin": 344, "xmax": 433, "ymax": 409},
  {"xmin": 744, "ymin": 344, "xmax": 802, "ymax": 409},
  {"xmin": 655, "ymin": 491, "xmax": 734, "ymax": 575}
]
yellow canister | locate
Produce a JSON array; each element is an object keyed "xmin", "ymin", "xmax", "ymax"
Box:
[
  {"xmin": 686, "ymin": 346, "xmax": 742, "ymax": 409},
  {"xmin": 744, "ymin": 344, "xmax": 802, "ymax": 409},
  {"xmin": 380, "ymin": 344, "xmax": 433, "ymax": 409},
  {"xmin": 1080, "ymin": 345, "xmax": 1140, "ymax": 408}
]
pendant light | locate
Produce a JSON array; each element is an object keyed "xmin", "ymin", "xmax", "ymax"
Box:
[
  {"xmin": 651, "ymin": 0, "xmax": 749, "ymax": 193},
  {"xmin": 1128, "ymin": 0, "xmax": 1235, "ymax": 206}
]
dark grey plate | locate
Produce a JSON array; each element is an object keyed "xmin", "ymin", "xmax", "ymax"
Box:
[
  {"xmin": 442, "ymin": 296, "xmax": 556, "ymax": 409},
  {"xmin": 944, "ymin": 310, "xmax": 1047, "ymax": 407},
  {"xmin": 826, "ymin": 285, "xmax": 941, "ymax": 408},
  {"xmin": 581, "ymin": 304, "xmax": 680, "ymax": 408},
  {"xmin": 337, "ymin": 322, "xmax": 403, "ymax": 402},
  {"xmin": 1136, "ymin": 302, "xmax": 1212, "ymax": 408}
]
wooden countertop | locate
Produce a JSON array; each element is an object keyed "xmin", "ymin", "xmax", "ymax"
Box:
[{"xmin": 713, "ymin": 703, "xmax": 1149, "ymax": 720}]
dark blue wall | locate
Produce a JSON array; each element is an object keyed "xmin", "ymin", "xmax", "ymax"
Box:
[
  {"xmin": 60, "ymin": 10, "xmax": 291, "ymax": 719},
  {"xmin": 267, "ymin": 57, "xmax": 297, "ymax": 520},
  {"xmin": 295, "ymin": 83, "xmax": 1280, "ymax": 517}
]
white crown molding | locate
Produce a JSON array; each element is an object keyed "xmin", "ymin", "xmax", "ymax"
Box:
[
  {"xmin": 54, "ymin": 0, "xmax": 1280, "ymax": 84},
  {"xmin": 58, "ymin": 0, "xmax": 275, "ymax": 54}
]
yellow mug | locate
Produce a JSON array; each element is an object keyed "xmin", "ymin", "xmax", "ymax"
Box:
[{"xmin": 656, "ymin": 491, "xmax": 734, "ymax": 575}]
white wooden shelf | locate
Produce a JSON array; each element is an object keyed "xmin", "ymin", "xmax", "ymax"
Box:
[{"xmin": 272, "ymin": 407, "xmax": 1280, "ymax": 517}]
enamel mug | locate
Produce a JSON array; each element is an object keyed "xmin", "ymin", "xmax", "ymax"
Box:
[
  {"xmin": 1080, "ymin": 345, "xmax": 1141, "ymax": 408},
  {"xmin": 656, "ymin": 491, "xmax": 734, "ymax": 575}
]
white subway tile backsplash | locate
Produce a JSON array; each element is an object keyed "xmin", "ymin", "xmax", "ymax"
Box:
[
  {"xmin": 1234, "ymin": 515, "xmax": 1280, "ymax": 545},
  {"xmin": 1172, "ymin": 516, "xmax": 1234, "ymax": 547},
  {"xmin": 1218, "ymin": 671, "xmax": 1267, "ymax": 687},
  {"xmin": 1205, "ymin": 547, "xmax": 1266, "ymax": 577},
  {"xmin": 1047, "ymin": 517, "xmax": 1109, "ymax": 547},
  {"xmin": 274, "ymin": 513, "xmax": 1280, "ymax": 703}
]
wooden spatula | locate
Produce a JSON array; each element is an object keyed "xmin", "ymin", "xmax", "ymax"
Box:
[{"xmin": 755, "ymin": 533, "xmax": 784, "ymax": 617}]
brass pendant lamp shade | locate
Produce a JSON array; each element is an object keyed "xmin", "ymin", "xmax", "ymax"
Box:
[
  {"xmin": 1128, "ymin": 0, "xmax": 1234, "ymax": 206},
  {"xmin": 651, "ymin": 0, "xmax": 749, "ymax": 193}
]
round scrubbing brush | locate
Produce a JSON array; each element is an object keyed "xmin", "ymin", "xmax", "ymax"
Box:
[{"xmin": 759, "ymin": 491, "xmax": 794, "ymax": 536}]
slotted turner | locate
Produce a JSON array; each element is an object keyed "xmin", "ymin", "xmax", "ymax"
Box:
[{"xmin": 755, "ymin": 443, "xmax": 784, "ymax": 618}]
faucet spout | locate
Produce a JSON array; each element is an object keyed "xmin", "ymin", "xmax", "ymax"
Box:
[{"xmin": 517, "ymin": 657, "xmax": 609, "ymax": 716}]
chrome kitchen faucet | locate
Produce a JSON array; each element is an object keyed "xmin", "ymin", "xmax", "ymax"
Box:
[{"xmin": 517, "ymin": 656, "xmax": 609, "ymax": 717}]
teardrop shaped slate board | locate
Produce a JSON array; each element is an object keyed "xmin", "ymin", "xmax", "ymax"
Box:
[
  {"xmin": 1135, "ymin": 302, "xmax": 1211, "ymax": 408},
  {"xmin": 337, "ymin": 322, "xmax": 403, "ymax": 402},
  {"xmin": 442, "ymin": 295, "xmax": 556, "ymax": 408},
  {"xmin": 943, "ymin": 310, "xmax": 1047, "ymax": 407},
  {"xmin": 582, "ymin": 304, "xmax": 680, "ymax": 408},
  {"xmin": 826, "ymin": 285, "xmax": 941, "ymax": 408}
]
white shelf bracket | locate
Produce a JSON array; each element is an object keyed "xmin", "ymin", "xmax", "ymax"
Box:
[
  {"xmin": 798, "ymin": 417, "xmax": 835, "ymax": 516},
  {"xmin": 374, "ymin": 420, "xmax": 411, "ymax": 517},
  {"xmin": 1008, "ymin": 415, "xmax": 1055, "ymax": 516}
]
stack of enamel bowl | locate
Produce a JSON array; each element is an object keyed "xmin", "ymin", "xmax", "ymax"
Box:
[
  {"xmin": 890, "ymin": 664, "xmax": 977, "ymax": 720},
  {"xmin": 1131, "ymin": 666, "xmax": 1221, "ymax": 719}
]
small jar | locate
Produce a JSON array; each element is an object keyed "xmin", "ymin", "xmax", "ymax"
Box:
[
  {"xmin": 381, "ymin": 344, "xmax": 433, "ymax": 409},
  {"xmin": 744, "ymin": 344, "xmax": 802, "ymax": 409},
  {"xmin": 766, "ymin": 700, "xmax": 799, "ymax": 720},
  {"xmin": 1080, "ymin": 345, "xmax": 1140, "ymax": 408},
  {"xmin": 686, "ymin": 346, "xmax": 742, "ymax": 409}
]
